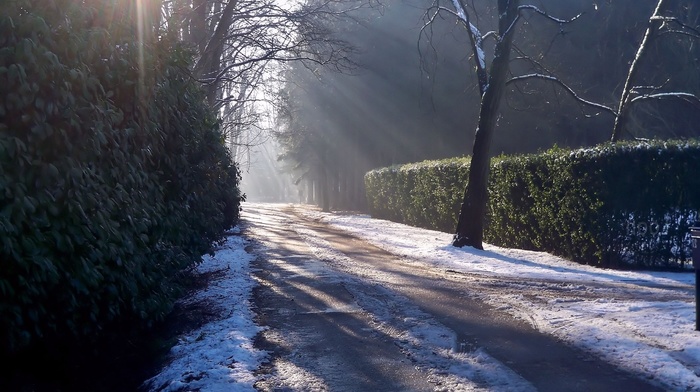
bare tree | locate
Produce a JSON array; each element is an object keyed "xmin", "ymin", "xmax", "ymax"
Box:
[
  {"xmin": 422, "ymin": 0, "xmax": 582, "ymax": 249},
  {"xmin": 611, "ymin": 0, "xmax": 700, "ymax": 141},
  {"xmin": 159, "ymin": 0, "xmax": 379, "ymax": 161}
]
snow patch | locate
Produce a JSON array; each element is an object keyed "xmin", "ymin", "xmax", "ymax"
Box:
[{"xmin": 143, "ymin": 234, "xmax": 265, "ymax": 392}]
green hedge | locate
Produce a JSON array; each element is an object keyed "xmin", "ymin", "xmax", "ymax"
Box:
[
  {"xmin": 365, "ymin": 140, "xmax": 700, "ymax": 270},
  {"xmin": 365, "ymin": 158, "xmax": 470, "ymax": 232},
  {"xmin": 0, "ymin": 0, "xmax": 242, "ymax": 353}
]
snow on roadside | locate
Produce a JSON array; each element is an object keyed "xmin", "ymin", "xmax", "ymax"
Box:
[
  {"xmin": 143, "ymin": 230, "xmax": 265, "ymax": 392},
  {"xmin": 510, "ymin": 297, "xmax": 697, "ymax": 391},
  {"xmin": 312, "ymin": 211, "xmax": 692, "ymax": 287},
  {"xmin": 300, "ymin": 208, "xmax": 700, "ymax": 391}
]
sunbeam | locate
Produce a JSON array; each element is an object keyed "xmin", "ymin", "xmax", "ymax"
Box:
[{"xmin": 135, "ymin": 0, "xmax": 147, "ymax": 104}]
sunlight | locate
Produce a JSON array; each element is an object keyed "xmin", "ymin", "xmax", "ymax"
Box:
[{"xmin": 135, "ymin": 0, "xmax": 147, "ymax": 102}]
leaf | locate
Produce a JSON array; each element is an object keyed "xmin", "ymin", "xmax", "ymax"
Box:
[{"xmin": 47, "ymin": 163, "xmax": 59, "ymax": 177}]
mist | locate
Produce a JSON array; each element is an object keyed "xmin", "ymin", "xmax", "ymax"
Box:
[
  {"xmin": 240, "ymin": 137, "xmax": 298, "ymax": 203},
  {"xmin": 252, "ymin": 0, "xmax": 700, "ymax": 209}
]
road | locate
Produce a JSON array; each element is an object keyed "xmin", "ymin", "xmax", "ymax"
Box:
[{"xmin": 243, "ymin": 203, "xmax": 667, "ymax": 391}]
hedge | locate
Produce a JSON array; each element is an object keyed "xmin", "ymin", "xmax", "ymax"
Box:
[
  {"xmin": 365, "ymin": 158, "xmax": 470, "ymax": 232},
  {"xmin": 0, "ymin": 0, "xmax": 242, "ymax": 353},
  {"xmin": 365, "ymin": 140, "xmax": 700, "ymax": 270}
]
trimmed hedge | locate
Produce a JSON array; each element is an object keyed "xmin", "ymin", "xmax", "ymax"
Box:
[
  {"xmin": 365, "ymin": 140, "xmax": 700, "ymax": 270},
  {"xmin": 0, "ymin": 0, "xmax": 242, "ymax": 353},
  {"xmin": 365, "ymin": 158, "xmax": 470, "ymax": 232}
]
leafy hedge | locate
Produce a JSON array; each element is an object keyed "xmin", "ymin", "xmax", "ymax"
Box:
[
  {"xmin": 0, "ymin": 0, "xmax": 242, "ymax": 353},
  {"xmin": 365, "ymin": 158, "xmax": 470, "ymax": 232},
  {"xmin": 365, "ymin": 140, "xmax": 700, "ymax": 270}
]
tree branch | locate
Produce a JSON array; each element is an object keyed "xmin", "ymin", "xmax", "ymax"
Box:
[
  {"xmin": 630, "ymin": 91, "xmax": 700, "ymax": 105},
  {"xmin": 517, "ymin": 5, "xmax": 583, "ymax": 24},
  {"xmin": 503, "ymin": 5, "xmax": 582, "ymax": 40},
  {"xmin": 611, "ymin": 0, "xmax": 672, "ymax": 141},
  {"xmin": 507, "ymin": 73, "xmax": 617, "ymax": 116},
  {"xmin": 652, "ymin": 15, "xmax": 700, "ymax": 38},
  {"xmin": 449, "ymin": 0, "xmax": 488, "ymax": 92}
]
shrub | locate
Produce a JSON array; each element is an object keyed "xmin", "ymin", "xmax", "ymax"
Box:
[
  {"xmin": 0, "ymin": 0, "xmax": 242, "ymax": 353},
  {"xmin": 365, "ymin": 140, "xmax": 700, "ymax": 270},
  {"xmin": 365, "ymin": 158, "xmax": 469, "ymax": 232}
]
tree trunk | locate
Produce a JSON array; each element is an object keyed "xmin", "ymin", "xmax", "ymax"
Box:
[
  {"xmin": 190, "ymin": 0, "xmax": 208, "ymax": 52},
  {"xmin": 611, "ymin": 0, "xmax": 667, "ymax": 142},
  {"xmin": 334, "ymin": 172, "xmax": 342, "ymax": 210},
  {"xmin": 306, "ymin": 178, "xmax": 314, "ymax": 204},
  {"xmin": 194, "ymin": 0, "xmax": 239, "ymax": 107},
  {"xmin": 319, "ymin": 170, "xmax": 330, "ymax": 212},
  {"xmin": 205, "ymin": 40, "xmax": 225, "ymax": 106},
  {"xmin": 453, "ymin": 0, "xmax": 519, "ymax": 249}
]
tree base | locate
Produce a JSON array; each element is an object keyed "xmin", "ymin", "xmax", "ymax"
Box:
[{"xmin": 451, "ymin": 234, "xmax": 484, "ymax": 250}]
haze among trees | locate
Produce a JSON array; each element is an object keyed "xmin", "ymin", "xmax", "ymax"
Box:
[
  {"xmin": 3, "ymin": 1, "xmax": 700, "ymax": 388},
  {"xmin": 271, "ymin": 0, "xmax": 700, "ymax": 222}
]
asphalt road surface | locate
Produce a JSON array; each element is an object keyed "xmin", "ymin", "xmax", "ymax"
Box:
[{"xmin": 244, "ymin": 203, "xmax": 665, "ymax": 391}]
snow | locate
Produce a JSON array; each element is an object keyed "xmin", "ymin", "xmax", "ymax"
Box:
[
  {"xmin": 302, "ymin": 209, "xmax": 700, "ymax": 391},
  {"xmin": 143, "ymin": 230, "xmax": 265, "ymax": 392},
  {"xmin": 451, "ymin": 0, "xmax": 468, "ymax": 22},
  {"xmin": 311, "ymin": 212, "xmax": 693, "ymax": 287},
  {"xmin": 290, "ymin": 220, "xmax": 535, "ymax": 390},
  {"xmin": 145, "ymin": 205, "xmax": 699, "ymax": 391},
  {"xmin": 450, "ymin": 0, "xmax": 486, "ymax": 70}
]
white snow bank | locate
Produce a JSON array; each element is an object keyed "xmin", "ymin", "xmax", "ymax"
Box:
[{"xmin": 144, "ymin": 231, "xmax": 265, "ymax": 392}]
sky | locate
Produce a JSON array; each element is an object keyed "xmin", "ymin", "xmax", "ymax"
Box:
[{"xmin": 144, "ymin": 203, "xmax": 699, "ymax": 391}]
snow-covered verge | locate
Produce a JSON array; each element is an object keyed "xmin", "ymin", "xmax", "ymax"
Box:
[
  {"xmin": 143, "ymin": 229, "xmax": 265, "ymax": 392},
  {"xmin": 302, "ymin": 208, "xmax": 700, "ymax": 391}
]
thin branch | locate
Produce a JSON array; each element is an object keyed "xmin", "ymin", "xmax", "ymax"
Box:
[
  {"xmin": 503, "ymin": 5, "xmax": 582, "ymax": 40},
  {"xmin": 630, "ymin": 92, "xmax": 700, "ymax": 105},
  {"xmin": 507, "ymin": 73, "xmax": 617, "ymax": 116},
  {"xmin": 652, "ymin": 15, "xmax": 700, "ymax": 37},
  {"xmin": 517, "ymin": 5, "xmax": 583, "ymax": 25},
  {"xmin": 658, "ymin": 29, "xmax": 700, "ymax": 39},
  {"xmin": 630, "ymin": 79, "xmax": 670, "ymax": 94}
]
